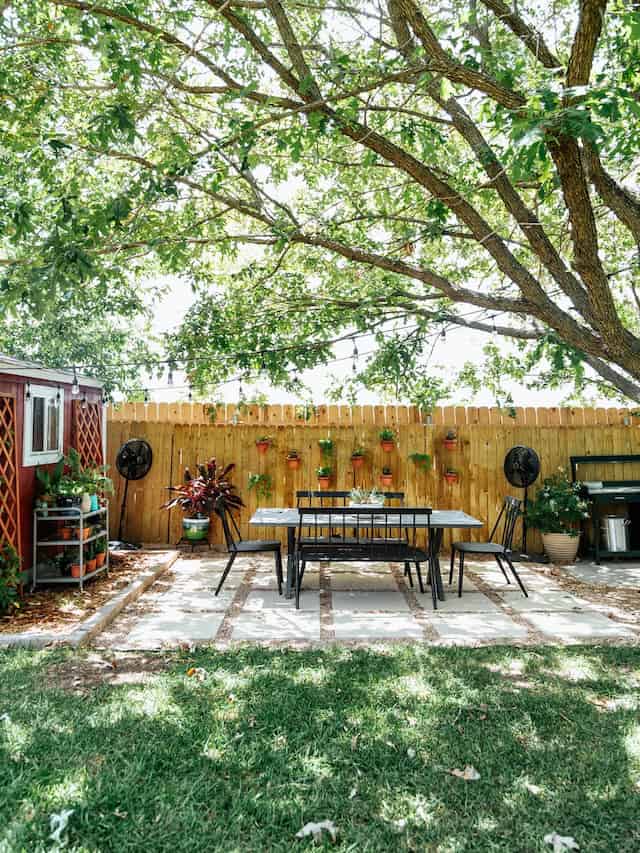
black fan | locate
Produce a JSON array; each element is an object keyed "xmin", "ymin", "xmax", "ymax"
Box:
[
  {"xmin": 504, "ymin": 445, "xmax": 540, "ymax": 554},
  {"xmin": 111, "ymin": 439, "xmax": 153, "ymax": 549}
]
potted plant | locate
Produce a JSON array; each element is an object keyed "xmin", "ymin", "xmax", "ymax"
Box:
[
  {"xmin": 349, "ymin": 487, "xmax": 385, "ymax": 507},
  {"xmin": 247, "ymin": 472, "xmax": 273, "ymax": 501},
  {"xmin": 85, "ymin": 542, "xmax": 97, "ymax": 574},
  {"xmin": 409, "ymin": 452, "xmax": 431, "ymax": 471},
  {"xmin": 163, "ymin": 458, "xmax": 244, "ymax": 542},
  {"xmin": 444, "ymin": 467, "xmax": 459, "ymax": 484},
  {"xmin": 351, "ymin": 447, "xmax": 366, "ymax": 469},
  {"xmin": 35, "ymin": 458, "xmax": 64, "ymax": 507},
  {"xmin": 318, "ymin": 437, "xmax": 333, "ymax": 457},
  {"xmin": 70, "ymin": 561, "xmax": 83, "ymax": 578},
  {"xmin": 316, "ymin": 465, "xmax": 332, "ymax": 489},
  {"xmin": 444, "ymin": 429, "xmax": 458, "ymax": 450},
  {"xmin": 286, "ymin": 450, "xmax": 301, "ymax": 470},
  {"xmin": 255, "ymin": 436, "xmax": 272, "ymax": 455},
  {"xmin": 0, "ymin": 541, "xmax": 21, "ymax": 614},
  {"xmin": 379, "ymin": 428, "xmax": 396, "ymax": 452},
  {"xmin": 95, "ymin": 539, "xmax": 107, "ymax": 568},
  {"xmin": 525, "ymin": 470, "xmax": 589, "ymax": 563},
  {"xmin": 380, "ymin": 467, "xmax": 393, "ymax": 487}
]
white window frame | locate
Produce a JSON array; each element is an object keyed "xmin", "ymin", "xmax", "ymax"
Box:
[{"xmin": 23, "ymin": 384, "xmax": 65, "ymax": 466}]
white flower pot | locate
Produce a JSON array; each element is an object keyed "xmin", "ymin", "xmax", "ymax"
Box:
[
  {"xmin": 80, "ymin": 493, "xmax": 92, "ymax": 513},
  {"xmin": 542, "ymin": 532, "xmax": 580, "ymax": 563}
]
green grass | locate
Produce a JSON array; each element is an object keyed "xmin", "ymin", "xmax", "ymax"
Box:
[{"xmin": 0, "ymin": 645, "xmax": 639, "ymax": 852}]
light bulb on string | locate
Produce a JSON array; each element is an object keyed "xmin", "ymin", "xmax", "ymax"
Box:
[
  {"xmin": 188, "ymin": 386, "xmax": 193, "ymax": 403},
  {"xmin": 440, "ymin": 326, "xmax": 447, "ymax": 340},
  {"xmin": 352, "ymin": 339, "xmax": 358, "ymax": 373},
  {"xmin": 143, "ymin": 389, "xmax": 150, "ymax": 408},
  {"xmin": 25, "ymin": 383, "xmax": 31, "ymax": 401},
  {"xmin": 167, "ymin": 362, "xmax": 174, "ymax": 386},
  {"xmin": 71, "ymin": 368, "xmax": 80, "ymax": 395},
  {"xmin": 81, "ymin": 393, "xmax": 88, "ymax": 410},
  {"xmin": 55, "ymin": 386, "xmax": 61, "ymax": 407},
  {"xmin": 491, "ymin": 317, "xmax": 498, "ymax": 338}
]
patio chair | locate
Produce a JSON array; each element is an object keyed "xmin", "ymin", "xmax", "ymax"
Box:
[
  {"xmin": 449, "ymin": 495, "xmax": 528, "ymax": 597},
  {"xmin": 296, "ymin": 491, "xmax": 417, "ymax": 586},
  {"xmin": 213, "ymin": 503, "xmax": 283, "ymax": 597},
  {"xmin": 295, "ymin": 506, "xmax": 439, "ymax": 610}
]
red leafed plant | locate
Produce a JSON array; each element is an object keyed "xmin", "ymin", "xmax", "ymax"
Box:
[{"xmin": 162, "ymin": 458, "xmax": 244, "ymax": 517}]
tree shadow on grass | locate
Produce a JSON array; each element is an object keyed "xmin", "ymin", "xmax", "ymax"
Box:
[{"xmin": 0, "ymin": 645, "xmax": 639, "ymax": 851}]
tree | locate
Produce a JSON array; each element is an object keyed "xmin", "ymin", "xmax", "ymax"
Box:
[{"xmin": 3, "ymin": 1, "xmax": 640, "ymax": 400}]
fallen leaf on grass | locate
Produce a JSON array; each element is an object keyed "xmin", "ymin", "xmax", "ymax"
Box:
[
  {"xmin": 295, "ymin": 820, "xmax": 338, "ymax": 843},
  {"xmin": 391, "ymin": 819, "xmax": 407, "ymax": 833},
  {"xmin": 49, "ymin": 809, "xmax": 74, "ymax": 844},
  {"xmin": 525, "ymin": 783, "xmax": 542, "ymax": 795},
  {"xmin": 407, "ymin": 747, "xmax": 416, "ymax": 759},
  {"xmin": 449, "ymin": 765, "xmax": 480, "ymax": 781},
  {"xmin": 544, "ymin": 832, "xmax": 579, "ymax": 852},
  {"xmin": 186, "ymin": 667, "xmax": 207, "ymax": 682}
]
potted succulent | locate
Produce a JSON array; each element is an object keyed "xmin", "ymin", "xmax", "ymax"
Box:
[
  {"xmin": 255, "ymin": 436, "xmax": 272, "ymax": 455},
  {"xmin": 525, "ymin": 470, "xmax": 589, "ymax": 563},
  {"xmin": 351, "ymin": 447, "xmax": 366, "ymax": 469},
  {"xmin": 444, "ymin": 467, "xmax": 459, "ymax": 484},
  {"xmin": 286, "ymin": 450, "xmax": 301, "ymax": 470},
  {"xmin": 0, "ymin": 541, "xmax": 21, "ymax": 614},
  {"xmin": 380, "ymin": 467, "xmax": 393, "ymax": 487},
  {"xmin": 409, "ymin": 452, "xmax": 431, "ymax": 471},
  {"xmin": 316, "ymin": 465, "xmax": 332, "ymax": 489},
  {"xmin": 349, "ymin": 487, "xmax": 385, "ymax": 507},
  {"xmin": 95, "ymin": 538, "xmax": 107, "ymax": 568},
  {"xmin": 318, "ymin": 437, "xmax": 334, "ymax": 457},
  {"xmin": 443, "ymin": 429, "xmax": 458, "ymax": 450},
  {"xmin": 85, "ymin": 542, "xmax": 97, "ymax": 574},
  {"xmin": 379, "ymin": 428, "xmax": 396, "ymax": 452},
  {"xmin": 163, "ymin": 458, "xmax": 244, "ymax": 542},
  {"xmin": 35, "ymin": 458, "xmax": 64, "ymax": 508}
]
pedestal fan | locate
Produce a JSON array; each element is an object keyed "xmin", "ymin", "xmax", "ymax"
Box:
[
  {"xmin": 109, "ymin": 438, "xmax": 153, "ymax": 550},
  {"xmin": 503, "ymin": 445, "xmax": 540, "ymax": 558}
]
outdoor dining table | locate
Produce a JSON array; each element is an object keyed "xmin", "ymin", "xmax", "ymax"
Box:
[{"xmin": 249, "ymin": 507, "xmax": 483, "ymax": 599}]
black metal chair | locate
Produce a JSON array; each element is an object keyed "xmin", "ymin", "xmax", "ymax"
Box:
[
  {"xmin": 295, "ymin": 506, "xmax": 440, "ymax": 610},
  {"xmin": 449, "ymin": 496, "xmax": 528, "ymax": 597},
  {"xmin": 214, "ymin": 504, "xmax": 283, "ymax": 596}
]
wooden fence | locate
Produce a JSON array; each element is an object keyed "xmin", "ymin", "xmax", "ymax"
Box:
[{"xmin": 106, "ymin": 404, "xmax": 640, "ymax": 552}]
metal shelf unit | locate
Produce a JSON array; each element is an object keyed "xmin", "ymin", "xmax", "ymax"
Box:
[{"xmin": 32, "ymin": 505, "xmax": 109, "ymax": 592}]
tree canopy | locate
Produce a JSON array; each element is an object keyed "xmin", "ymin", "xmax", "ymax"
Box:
[{"xmin": 2, "ymin": 0, "xmax": 640, "ymax": 403}]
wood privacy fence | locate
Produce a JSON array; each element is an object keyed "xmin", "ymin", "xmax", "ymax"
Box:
[{"xmin": 106, "ymin": 404, "xmax": 640, "ymax": 552}]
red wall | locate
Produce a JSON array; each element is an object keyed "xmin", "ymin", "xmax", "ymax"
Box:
[{"xmin": 0, "ymin": 373, "xmax": 102, "ymax": 571}]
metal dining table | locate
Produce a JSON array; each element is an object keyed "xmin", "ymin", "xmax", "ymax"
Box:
[{"xmin": 249, "ymin": 507, "xmax": 483, "ymax": 599}]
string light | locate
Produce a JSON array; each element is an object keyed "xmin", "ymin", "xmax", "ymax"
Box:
[
  {"xmin": 491, "ymin": 316, "xmax": 498, "ymax": 337},
  {"xmin": 55, "ymin": 386, "xmax": 61, "ymax": 407},
  {"xmin": 352, "ymin": 338, "xmax": 358, "ymax": 373},
  {"xmin": 80, "ymin": 393, "xmax": 88, "ymax": 410},
  {"xmin": 71, "ymin": 368, "xmax": 79, "ymax": 395},
  {"xmin": 167, "ymin": 362, "xmax": 174, "ymax": 386},
  {"xmin": 440, "ymin": 327, "xmax": 447, "ymax": 340},
  {"xmin": 25, "ymin": 383, "xmax": 31, "ymax": 401},
  {"xmin": 143, "ymin": 389, "xmax": 150, "ymax": 407},
  {"xmin": 188, "ymin": 386, "xmax": 193, "ymax": 403}
]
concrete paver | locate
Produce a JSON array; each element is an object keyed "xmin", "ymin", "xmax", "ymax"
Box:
[{"xmin": 333, "ymin": 612, "xmax": 424, "ymax": 640}]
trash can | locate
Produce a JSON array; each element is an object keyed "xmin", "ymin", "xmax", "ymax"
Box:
[{"xmin": 601, "ymin": 516, "xmax": 630, "ymax": 552}]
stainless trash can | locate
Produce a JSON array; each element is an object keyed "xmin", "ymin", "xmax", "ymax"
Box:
[{"xmin": 601, "ymin": 516, "xmax": 630, "ymax": 552}]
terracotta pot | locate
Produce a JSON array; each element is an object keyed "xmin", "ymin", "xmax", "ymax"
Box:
[
  {"xmin": 380, "ymin": 475, "xmax": 393, "ymax": 487},
  {"xmin": 380, "ymin": 440, "xmax": 395, "ymax": 453},
  {"xmin": 256, "ymin": 441, "xmax": 270, "ymax": 454},
  {"xmin": 542, "ymin": 532, "xmax": 580, "ymax": 563},
  {"xmin": 287, "ymin": 457, "xmax": 300, "ymax": 470},
  {"xmin": 351, "ymin": 456, "xmax": 365, "ymax": 469},
  {"xmin": 61, "ymin": 527, "xmax": 72, "ymax": 541},
  {"xmin": 444, "ymin": 473, "xmax": 459, "ymax": 484},
  {"xmin": 73, "ymin": 527, "xmax": 90, "ymax": 541},
  {"xmin": 71, "ymin": 564, "xmax": 82, "ymax": 578},
  {"xmin": 317, "ymin": 476, "xmax": 330, "ymax": 490},
  {"xmin": 444, "ymin": 439, "xmax": 458, "ymax": 450},
  {"xmin": 95, "ymin": 552, "xmax": 106, "ymax": 568},
  {"xmin": 86, "ymin": 558, "xmax": 97, "ymax": 574}
]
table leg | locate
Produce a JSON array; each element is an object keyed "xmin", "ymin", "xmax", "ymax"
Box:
[
  {"xmin": 286, "ymin": 526, "xmax": 296, "ymax": 599},
  {"xmin": 430, "ymin": 528, "xmax": 446, "ymax": 601}
]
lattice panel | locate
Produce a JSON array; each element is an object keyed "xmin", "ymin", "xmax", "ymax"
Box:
[
  {"xmin": 0, "ymin": 396, "xmax": 21, "ymax": 554},
  {"xmin": 72, "ymin": 401, "xmax": 103, "ymax": 466}
]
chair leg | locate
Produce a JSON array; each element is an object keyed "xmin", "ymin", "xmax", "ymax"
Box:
[
  {"xmin": 295, "ymin": 554, "xmax": 301, "ymax": 610},
  {"xmin": 415, "ymin": 561, "xmax": 425, "ymax": 595},
  {"xmin": 404, "ymin": 561, "xmax": 414, "ymax": 587},
  {"xmin": 457, "ymin": 551, "xmax": 465, "ymax": 598},
  {"xmin": 275, "ymin": 549, "xmax": 283, "ymax": 595},
  {"xmin": 449, "ymin": 547, "xmax": 456, "ymax": 585},
  {"xmin": 300, "ymin": 560, "xmax": 306, "ymax": 584},
  {"xmin": 504, "ymin": 554, "xmax": 528, "ymax": 597},
  {"xmin": 428, "ymin": 560, "xmax": 438, "ymax": 610},
  {"xmin": 215, "ymin": 551, "xmax": 237, "ymax": 596},
  {"xmin": 495, "ymin": 554, "xmax": 511, "ymax": 584}
]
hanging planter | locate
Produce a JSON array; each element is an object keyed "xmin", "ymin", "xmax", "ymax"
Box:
[
  {"xmin": 351, "ymin": 448, "xmax": 365, "ymax": 469},
  {"xmin": 318, "ymin": 438, "xmax": 334, "ymax": 457},
  {"xmin": 256, "ymin": 436, "xmax": 273, "ymax": 455},
  {"xmin": 444, "ymin": 468, "xmax": 459, "ymax": 484},
  {"xmin": 379, "ymin": 428, "xmax": 396, "ymax": 452},
  {"xmin": 443, "ymin": 429, "xmax": 458, "ymax": 450},
  {"xmin": 409, "ymin": 452, "xmax": 431, "ymax": 472},
  {"xmin": 286, "ymin": 451, "xmax": 301, "ymax": 470},
  {"xmin": 316, "ymin": 466, "xmax": 332, "ymax": 489},
  {"xmin": 380, "ymin": 467, "xmax": 393, "ymax": 487}
]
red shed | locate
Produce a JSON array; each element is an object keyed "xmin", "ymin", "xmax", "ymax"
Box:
[{"xmin": 0, "ymin": 355, "xmax": 104, "ymax": 573}]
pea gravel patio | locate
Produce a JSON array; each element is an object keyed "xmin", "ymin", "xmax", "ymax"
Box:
[{"xmin": 92, "ymin": 553, "xmax": 640, "ymax": 649}]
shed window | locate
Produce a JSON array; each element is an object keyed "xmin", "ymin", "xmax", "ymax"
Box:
[{"xmin": 23, "ymin": 385, "xmax": 64, "ymax": 466}]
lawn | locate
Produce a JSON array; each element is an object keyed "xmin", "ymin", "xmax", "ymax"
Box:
[{"xmin": 0, "ymin": 645, "xmax": 639, "ymax": 852}]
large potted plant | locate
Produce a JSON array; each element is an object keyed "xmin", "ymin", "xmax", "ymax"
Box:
[
  {"xmin": 525, "ymin": 470, "xmax": 589, "ymax": 563},
  {"xmin": 163, "ymin": 458, "xmax": 244, "ymax": 542}
]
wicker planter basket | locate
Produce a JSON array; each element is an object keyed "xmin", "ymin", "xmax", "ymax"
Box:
[{"xmin": 542, "ymin": 532, "xmax": 580, "ymax": 563}]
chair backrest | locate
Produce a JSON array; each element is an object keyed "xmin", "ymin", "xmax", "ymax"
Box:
[
  {"xmin": 488, "ymin": 496, "xmax": 522, "ymax": 550},
  {"xmin": 296, "ymin": 506, "xmax": 430, "ymax": 561},
  {"xmin": 215, "ymin": 502, "xmax": 242, "ymax": 552}
]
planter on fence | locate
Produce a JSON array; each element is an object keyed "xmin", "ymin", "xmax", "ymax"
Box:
[
  {"xmin": 351, "ymin": 448, "xmax": 366, "ymax": 469},
  {"xmin": 316, "ymin": 466, "xmax": 332, "ymax": 489},
  {"xmin": 444, "ymin": 469, "xmax": 459, "ymax": 484},
  {"xmin": 379, "ymin": 428, "xmax": 396, "ymax": 452},
  {"xmin": 286, "ymin": 451, "xmax": 301, "ymax": 470},
  {"xmin": 256, "ymin": 436, "xmax": 272, "ymax": 455},
  {"xmin": 443, "ymin": 429, "xmax": 458, "ymax": 450}
]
